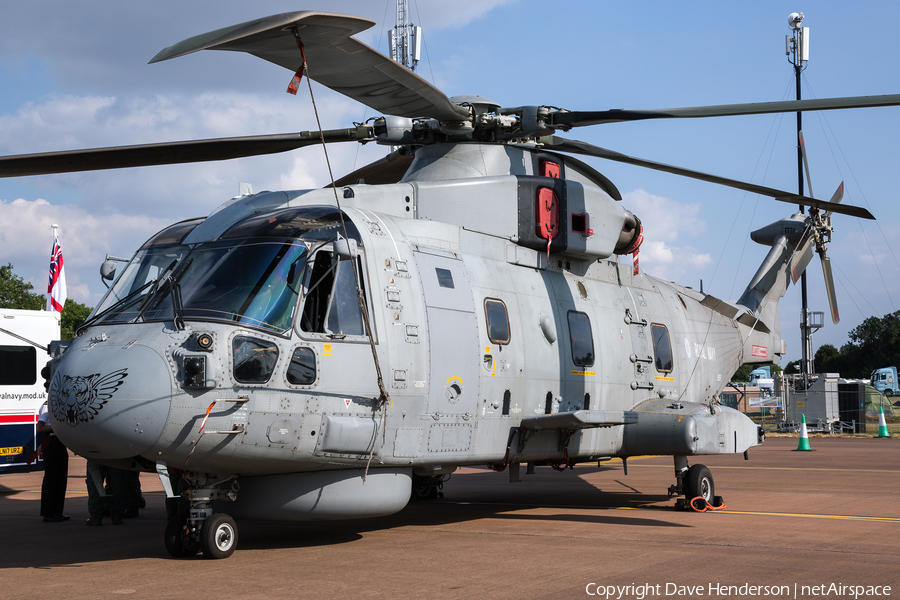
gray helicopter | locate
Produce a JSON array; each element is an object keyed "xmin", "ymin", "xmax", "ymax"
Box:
[{"xmin": 1, "ymin": 11, "xmax": 896, "ymax": 559}]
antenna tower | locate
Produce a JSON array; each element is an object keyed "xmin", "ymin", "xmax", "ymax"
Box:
[
  {"xmin": 786, "ymin": 12, "xmax": 815, "ymax": 379},
  {"xmin": 388, "ymin": 0, "xmax": 421, "ymax": 71}
]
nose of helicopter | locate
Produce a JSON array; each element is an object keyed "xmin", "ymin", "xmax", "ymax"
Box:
[{"xmin": 48, "ymin": 342, "xmax": 171, "ymax": 460}]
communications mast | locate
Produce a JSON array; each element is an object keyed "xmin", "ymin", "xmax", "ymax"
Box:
[
  {"xmin": 786, "ymin": 12, "xmax": 819, "ymax": 379},
  {"xmin": 388, "ymin": 0, "xmax": 421, "ymax": 72}
]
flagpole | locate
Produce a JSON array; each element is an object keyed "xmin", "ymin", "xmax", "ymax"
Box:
[{"xmin": 47, "ymin": 224, "xmax": 66, "ymax": 315}]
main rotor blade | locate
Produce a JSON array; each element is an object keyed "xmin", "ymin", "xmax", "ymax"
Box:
[
  {"xmin": 550, "ymin": 94, "xmax": 900, "ymax": 128},
  {"xmin": 150, "ymin": 12, "xmax": 469, "ymax": 122},
  {"xmin": 821, "ymin": 254, "xmax": 840, "ymax": 324},
  {"xmin": 0, "ymin": 127, "xmax": 373, "ymax": 178},
  {"xmin": 541, "ymin": 136, "xmax": 875, "ymax": 220}
]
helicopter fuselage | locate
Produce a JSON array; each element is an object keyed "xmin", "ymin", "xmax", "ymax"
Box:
[{"xmin": 49, "ymin": 143, "xmax": 770, "ymax": 522}]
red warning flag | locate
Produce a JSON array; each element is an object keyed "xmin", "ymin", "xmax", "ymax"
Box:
[{"xmin": 286, "ymin": 38, "xmax": 308, "ymax": 95}]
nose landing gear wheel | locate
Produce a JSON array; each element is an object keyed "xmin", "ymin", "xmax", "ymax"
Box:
[
  {"xmin": 164, "ymin": 511, "xmax": 199, "ymax": 558},
  {"xmin": 200, "ymin": 513, "xmax": 238, "ymax": 559},
  {"xmin": 684, "ymin": 464, "xmax": 714, "ymax": 504}
]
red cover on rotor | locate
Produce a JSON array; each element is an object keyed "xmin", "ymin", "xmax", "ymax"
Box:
[{"xmin": 536, "ymin": 188, "xmax": 559, "ymax": 240}]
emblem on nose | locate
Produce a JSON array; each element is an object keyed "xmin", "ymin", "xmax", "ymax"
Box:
[{"xmin": 49, "ymin": 368, "xmax": 129, "ymax": 426}]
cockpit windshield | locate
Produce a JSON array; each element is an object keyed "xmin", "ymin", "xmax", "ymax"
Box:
[
  {"xmin": 90, "ymin": 245, "xmax": 190, "ymax": 324},
  {"xmin": 143, "ymin": 240, "xmax": 308, "ymax": 334},
  {"xmin": 87, "ymin": 206, "xmax": 364, "ymax": 336}
]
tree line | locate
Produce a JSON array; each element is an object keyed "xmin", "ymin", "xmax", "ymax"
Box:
[
  {"xmin": 732, "ymin": 312, "xmax": 900, "ymax": 381},
  {"xmin": 802, "ymin": 311, "xmax": 900, "ymax": 379},
  {"xmin": 0, "ymin": 263, "xmax": 92, "ymax": 339}
]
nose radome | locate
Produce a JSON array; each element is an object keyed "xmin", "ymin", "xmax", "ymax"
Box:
[{"xmin": 49, "ymin": 343, "xmax": 172, "ymax": 460}]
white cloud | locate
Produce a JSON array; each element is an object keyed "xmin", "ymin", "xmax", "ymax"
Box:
[
  {"xmin": 0, "ymin": 91, "xmax": 361, "ymax": 154},
  {"xmin": 408, "ymin": 0, "xmax": 517, "ymax": 31},
  {"xmin": 856, "ymin": 254, "xmax": 884, "ymax": 266},
  {"xmin": 0, "ymin": 198, "xmax": 170, "ymax": 306},
  {"xmin": 622, "ymin": 189, "xmax": 711, "ymax": 280},
  {"xmin": 624, "ymin": 188, "xmax": 706, "ymax": 243}
]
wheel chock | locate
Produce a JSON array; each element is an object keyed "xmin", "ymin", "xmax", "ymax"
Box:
[{"xmin": 674, "ymin": 496, "xmax": 727, "ymax": 512}]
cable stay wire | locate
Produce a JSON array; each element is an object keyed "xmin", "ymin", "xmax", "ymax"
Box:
[
  {"xmin": 411, "ymin": 0, "xmax": 439, "ymax": 89},
  {"xmin": 832, "ymin": 262, "xmax": 872, "ymax": 319},
  {"xmin": 802, "ymin": 75, "xmax": 897, "ymax": 313},
  {"xmin": 726, "ymin": 76, "xmax": 794, "ymax": 301}
]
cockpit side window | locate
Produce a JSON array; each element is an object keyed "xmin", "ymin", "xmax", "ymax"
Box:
[
  {"xmin": 299, "ymin": 249, "xmax": 368, "ymax": 338},
  {"xmin": 286, "ymin": 346, "xmax": 316, "ymax": 385}
]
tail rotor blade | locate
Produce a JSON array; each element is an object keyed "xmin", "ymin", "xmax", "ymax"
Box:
[
  {"xmin": 790, "ymin": 239, "xmax": 815, "ymax": 285},
  {"xmin": 821, "ymin": 254, "xmax": 840, "ymax": 324},
  {"xmin": 799, "ymin": 130, "xmax": 814, "ymax": 198},
  {"xmin": 825, "ymin": 182, "xmax": 844, "ymax": 217}
]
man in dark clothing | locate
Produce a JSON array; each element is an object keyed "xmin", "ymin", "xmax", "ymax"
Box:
[
  {"xmin": 36, "ymin": 403, "xmax": 69, "ymax": 522},
  {"xmin": 85, "ymin": 462, "xmax": 127, "ymax": 525}
]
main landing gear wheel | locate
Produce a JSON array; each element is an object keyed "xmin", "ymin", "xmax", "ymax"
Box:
[
  {"xmin": 200, "ymin": 513, "xmax": 238, "ymax": 559},
  {"xmin": 164, "ymin": 511, "xmax": 199, "ymax": 558},
  {"xmin": 411, "ymin": 474, "xmax": 445, "ymax": 500},
  {"xmin": 683, "ymin": 464, "xmax": 714, "ymax": 504}
]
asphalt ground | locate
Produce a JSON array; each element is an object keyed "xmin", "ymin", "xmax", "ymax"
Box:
[{"xmin": 1, "ymin": 436, "xmax": 898, "ymax": 600}]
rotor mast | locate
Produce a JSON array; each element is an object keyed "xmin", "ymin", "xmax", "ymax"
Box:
[
  {"xmin": 787, "ymin": 12, "xmax": 814, "ymax": 379},
  {"xmin": 388, "ymin": 0, "xmax": 421, "ymax": 72}
]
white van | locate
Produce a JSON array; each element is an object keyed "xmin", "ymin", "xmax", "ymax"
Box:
[{"xmin": 0, "ymin": 308, "xmax": 60, "ymax": 474}]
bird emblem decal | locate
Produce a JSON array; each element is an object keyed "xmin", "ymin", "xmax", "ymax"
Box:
[{"xmin": 49, "ymin": 368, "xmax": 128, "ymax": 426}]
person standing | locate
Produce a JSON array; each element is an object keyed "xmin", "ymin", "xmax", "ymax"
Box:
[
  {"xmin": 36, "ymin": 402, "xmax": 69, "ymax": 522},
  {"xmin": 85, "ymin": 462, "xmax": 126, "ymax": 526},
  {"xmin": 39, "ymin": 225, "xmax": 69, "ymax": 522}
]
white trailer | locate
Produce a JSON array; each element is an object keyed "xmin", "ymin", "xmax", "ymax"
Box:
[{"xmin": 0, "ymin": 308, "xmax": 60, "ymax": 473}]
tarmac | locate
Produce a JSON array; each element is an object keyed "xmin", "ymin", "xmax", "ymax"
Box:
[{"xmin": 1, "ymin": 436, "xmax": 898, "ymax": 600}]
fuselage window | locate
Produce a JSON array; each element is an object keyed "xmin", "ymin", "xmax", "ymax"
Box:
[
  {"xmin": 286, "ymin": 346, "xmax": 316, "ymax": 385},
  {"xmin": 567, "ymin": 310, "xmax": 594, "ymax": 367},
  {"xmin": 651, "ymin": 323, "xmax": 673, "ymax": 373},
  {"xmin": 435, "ymin": 268, "xmax": 455, "ymax": 289},
  {"xmin": 484, "ymin": 298, "xmax": 511, "ymax": 345},
  {"xmin": 299, "ymin": 250, "xmax": 367, "ymax": 337}
]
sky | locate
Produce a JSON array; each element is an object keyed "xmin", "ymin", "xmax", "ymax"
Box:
[{"xmin": 2, "ymin": 0, "xmax": 900, "ymax": 366}]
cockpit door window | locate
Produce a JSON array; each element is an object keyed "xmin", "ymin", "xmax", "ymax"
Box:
[{"xmin": 299, "ymin": 248, "xmax": 368, "ymax": 339}]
